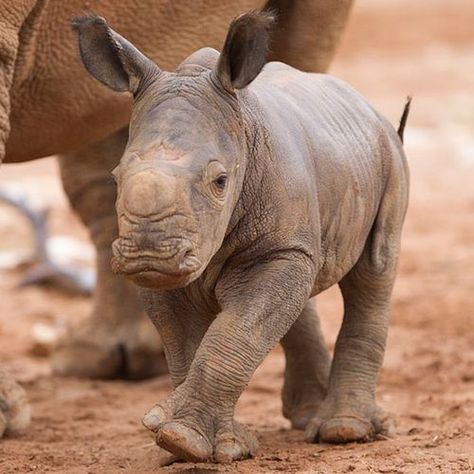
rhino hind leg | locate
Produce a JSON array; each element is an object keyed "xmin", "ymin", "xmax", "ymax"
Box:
[
  {"xmin": 305, "ymin": 171, "xmax": 406, "ymax": 444},
  {"xmin": 281, "ymin": 298, "xmax": 331, "ymax": 430},
  {"xmin": 304, "ymin": 251, "xmax": 397, "ymax": 443},
  {"xmin": 51, "ymin": 129, "xmax": 166, "ymax": 379}
]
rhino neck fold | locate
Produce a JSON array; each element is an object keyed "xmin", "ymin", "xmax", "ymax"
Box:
[{"xmin": 224, "ymin": 95, "xmax": 268, "ymax": 241}]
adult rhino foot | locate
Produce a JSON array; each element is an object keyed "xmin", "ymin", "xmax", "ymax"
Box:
[
  {"xmin": 143, "ymin": 404, "xmax": 258, "ymax": 463},
  {"xmin": 304, "ymin": 402, "xmax": 395, "ymax": 444},
  {"xmin": 0, "ymin": 370, "xmax": 31, "ymax": 438},
  {"xmin": 51, "ymin": 313, "xmax": 166, "ymax": 380},
  {"xmin": 284, "ymin": 402, "xmax": 322, "ymax": 431},
  {"xmin": 282, "ymin": 382, "xmax": 327, "ymax": 430}
]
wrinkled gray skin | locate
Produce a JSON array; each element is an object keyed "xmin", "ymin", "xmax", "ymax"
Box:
[{"xmin": 75, "ymin": 12, "xmax": 409, "ymax": 464}]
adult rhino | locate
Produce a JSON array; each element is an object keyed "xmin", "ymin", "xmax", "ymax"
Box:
[{"xmin": 0, "ymin": 0, "xmax": 353, "ymax": 437}]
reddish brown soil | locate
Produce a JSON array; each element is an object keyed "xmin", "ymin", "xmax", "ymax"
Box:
[{"xmin": 1, "ymin": 0, "xmax": 473, "ymax": 472}]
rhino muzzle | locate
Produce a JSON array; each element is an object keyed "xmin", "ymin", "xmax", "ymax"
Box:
[{"xmin": 111, "ymin": 236, "xmax": 202, "ymax": 289}]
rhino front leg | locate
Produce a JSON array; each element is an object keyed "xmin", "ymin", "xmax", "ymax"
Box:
[
  {"xmin": 51, "ymin": 129, "xmax": 165, "ymax": 379},
  {"xmin": 142, "ymin": 255, "xmax": 314, "ymax": 463},
  {"xmin": 138, "ymin": 290, "xmax": 215, "ymax": 390},
  {"xmin": 138, "ymin": 291, "xmax": 220, "ymax": 466},
  {"xmin": 281, "ymin": 298, "xmax": 331, "ymax": 430}
]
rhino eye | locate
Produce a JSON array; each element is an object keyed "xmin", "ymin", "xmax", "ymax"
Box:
[
  {"xmin": 214, "ymin": 173, "xmax": 227, "ymax": 190},
  {"xmin": 207, "ymin": 161, "xmax": 227, "ymax": 199}
]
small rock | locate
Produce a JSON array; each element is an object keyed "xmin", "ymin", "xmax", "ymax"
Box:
[{"xmin": 30, "ymin": 323, "xmax": 62, "ymax": 357}]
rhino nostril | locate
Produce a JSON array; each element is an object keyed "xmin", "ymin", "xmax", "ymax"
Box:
[
  {"xmin": 177, "ymin": 249, "xmax": 201, "ymax": 273},
  {"xmin": 176, "ymin": 247, "xmax": 191, "ymax": 264}
]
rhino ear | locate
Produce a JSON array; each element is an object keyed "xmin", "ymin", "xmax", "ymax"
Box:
[
  {"xmin": 215, "ymin": 11, "xmax": 274, "ymax": 93},
  {"xmin": 72, "ymin": 15, "xmax": 159, "ymax": 94}
]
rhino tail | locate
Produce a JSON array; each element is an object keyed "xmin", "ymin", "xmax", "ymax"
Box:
[{"xmin": 397, "ymin": 96, "xmax": 412, "ymax": 144}]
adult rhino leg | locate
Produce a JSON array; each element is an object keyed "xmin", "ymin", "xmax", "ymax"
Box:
[
  {"xmin": 265, "ymin": 0, "xmax": 354, "ymax": 72},
  {"xmin": 281, "ymin": 298, "xmax": 331, "ymax": 430},
  {"xmin": 0, "ymin": 369, "xmax": 30, "ymax": 438},
  {"xmin": 0, "ymin": 69, "xmax": 11, "ymax": 163},
  {"xmin": 0, "ymin": 16, "xmax": 16, "ymax": 162},
  {"xmin": 0, "ymin": 1, "xmax": 38, "ymax": 438},
  {"xmin": 51, "ymin": 129, "xmax": 166, "ymax": 379},
  {"xmin": 142, "ymin": 255, "xmax": 314, "ymax": 463},
  {"xmin": 305, "ymin": 173, "xmax": 407, "ymax": 444}
]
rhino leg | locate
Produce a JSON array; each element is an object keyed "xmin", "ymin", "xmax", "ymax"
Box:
[
  {"xmin": 0, "ymin": 3, "xmax": 44, "ymax": 440},
  {"xmin": 304, "ymin": 262, "xmax": 396, "ymax": 443},
  {"xmin": 139, "ymin": 290, "xmax": 216, "ymax": 464},
  {"xmin": 51, "ymin": 129, "xmax": 166, "ymax": 379},
  {"xmin": 0, "ymin": 14, "xmax": 21, "ymax": 162},
  {"xmin": 0, "ymin": 69, "xmax": 11, "ymax": 164},
  {"xmin": 138, "ymin": 290, "xmax": 214, "ymax": 391},
  {"xmin": 281, "ymin": 298, "xmax": 330, "ymax": 430},
  {"xmin": 142, "ymin": 256, "xmax": 314, "ymax": 463},
  {"xmin": 0, "ymin": 369, "xmax": 30, "ymax": 438},
  {"xmin": 305, "ymin": 176, "xmax": 406, "ymax": 444}
]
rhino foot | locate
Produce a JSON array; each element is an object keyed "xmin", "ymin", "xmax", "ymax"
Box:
[
  {"xmin": 304, "ymin": 402, "xmax": 395, "ymax": 443},
  {"xmin": 282, "ymin": 383, "xmax": 327, "ymax": 431},
  {"xmin": 51, "ymin": 313, "xmax": 166, "ymax": 380},
  {"xmin": 0, "ymin": 370, "xmax": 31, "ymax": 438},
  {"xmin": 143, "ymin": 404, "xmax": 257, "ymax": 463},
  {"xmin": 284, "ymin": 402, "xmax": 323, "ymax": 431}
]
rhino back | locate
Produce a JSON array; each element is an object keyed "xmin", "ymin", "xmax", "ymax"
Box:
[{"xmin": 245, "ymin": 65, "xmax": 407, "ymax": 289}]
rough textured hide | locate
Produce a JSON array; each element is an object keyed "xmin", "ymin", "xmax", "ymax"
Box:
[
  {"xmin": 0, "ymin": 0, "xmax": 36, "ymax": 162},
  {"xmin": 75, "ymin": 12, "xmax": 409, "ymax": 464},
  {"xmin": 264, "ymin": 0, "xmax": 354, "ymax": 72},
  {"xmin": 3, "ymin": 0, "xmax": 354, "ymax": 162}
]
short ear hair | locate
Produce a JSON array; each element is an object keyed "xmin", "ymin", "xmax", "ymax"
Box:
[
  {"xmin": 72, "ymin": 15, "xmax": 159, "ymax": 95},
  {"xmin": 215, "ymin": 11, "xmax": 274, "ymax": 93}
]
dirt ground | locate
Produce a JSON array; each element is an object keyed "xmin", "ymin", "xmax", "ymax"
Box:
[{"xmin": 1, "ymin": 0, "xmax": 473, "ymax": 472}]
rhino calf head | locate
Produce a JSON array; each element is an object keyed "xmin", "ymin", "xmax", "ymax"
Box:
[{"xmin": 73, "ymin": 13, "xmax": 272, "ymax": 290}]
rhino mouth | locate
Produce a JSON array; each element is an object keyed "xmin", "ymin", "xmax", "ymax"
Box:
[
  {"xmin": 121, "ymin": 267, "xmax": 199, "ymax": 289},
  {"xmin": 111, "ymin": 238, "xmax": 202, "ymax": 289}
]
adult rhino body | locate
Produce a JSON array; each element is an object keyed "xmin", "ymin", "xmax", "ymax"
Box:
[
  {"xmin": 3, "ymin": 0, "xmax": 353, "ymax": 162},
  {"xmin": 74, "ymin": 12, "xmax": 409, "ymax": 464},
  {"xmin": 0, "ymin": 0, "xmax": 354, "ymax": 437}
]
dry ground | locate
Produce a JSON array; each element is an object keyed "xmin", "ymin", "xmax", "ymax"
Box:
[{"xmin": 0, "ymin": 0, "xmax": 473, "ymax": 472}]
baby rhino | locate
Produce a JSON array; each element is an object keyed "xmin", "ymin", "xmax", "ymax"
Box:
[{"xmin": 74, "ymin": 12, "xmax": 409, "ymax": 464}]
